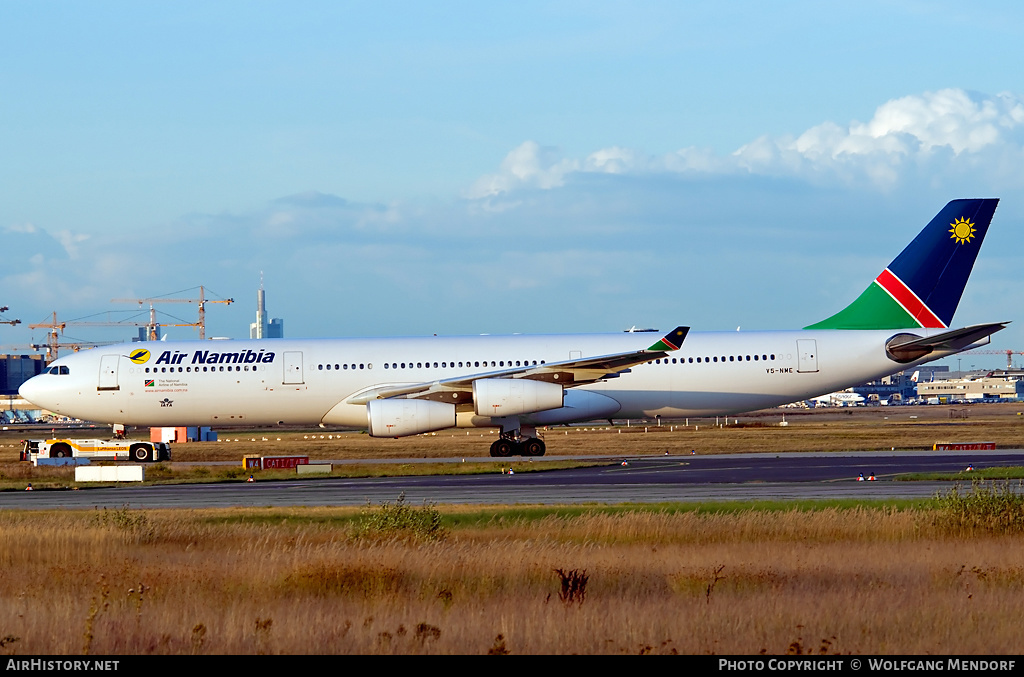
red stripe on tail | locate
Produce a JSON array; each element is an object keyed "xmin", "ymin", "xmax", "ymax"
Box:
[{"xmin": 876, "ymin": 269, "xmax": 946, "ymax": 329}]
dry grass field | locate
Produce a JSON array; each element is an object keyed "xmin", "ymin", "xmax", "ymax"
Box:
[
  {"xmin": 1, "ymin": 404, "xmax": 1023, "ymax": 655},
  {"xmin": 2, "ymin": 503, "xmax": 1024, "ymax": 655}
]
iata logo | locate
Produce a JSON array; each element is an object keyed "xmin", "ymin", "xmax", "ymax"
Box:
[{"xmin": 128, "ymin": 348, "xmax": 152, "ymax": 365}]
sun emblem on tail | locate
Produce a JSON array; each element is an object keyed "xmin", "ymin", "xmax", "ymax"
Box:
[{"xmin": 949, "ymin": 217, "xmax": 976, "ymax": 245}]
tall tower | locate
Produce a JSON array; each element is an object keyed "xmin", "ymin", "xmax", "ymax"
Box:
[
  {"xmin": 249, "ymin": 273, "xmax": 283, "ymax": 339},
  {"xmin": 250, "ymin": 276, "xmax": 267, "ymax": 339}
]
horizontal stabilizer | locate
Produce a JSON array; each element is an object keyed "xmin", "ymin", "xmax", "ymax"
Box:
[{"xmin": 886, "ymin": 322, "xmax": 1008, "ymax": 363}]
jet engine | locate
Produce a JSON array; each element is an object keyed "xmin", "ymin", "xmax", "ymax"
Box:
[
  {"xmin": 472, "ymin": 378, "xmax": 564, "ymax": 417},
  {"xmin": 367, "ymin": 399, "xmax": 456, "ymax": 438},
  {"xmin": 524, "ymin": 389, "xmax": 622, "ymax": 425}
]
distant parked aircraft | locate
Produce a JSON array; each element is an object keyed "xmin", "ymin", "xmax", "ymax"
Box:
[{"xmin": 809, "ymin": 390, "xmax": 866, "ymax": 407}]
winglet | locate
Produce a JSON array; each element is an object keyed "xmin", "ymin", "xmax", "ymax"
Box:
[{"xmin": 648, "ymin": 326, "xmax": 689, "ymax": 351}]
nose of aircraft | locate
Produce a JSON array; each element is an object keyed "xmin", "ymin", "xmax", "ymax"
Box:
[{"xmin": 19, "ymin": 373, "xmax": 52, "ymax": 409}]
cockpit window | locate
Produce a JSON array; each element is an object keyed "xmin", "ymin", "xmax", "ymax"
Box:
[{"xmin": 48, "ymin": 366, "xmax": 70, "ymax": 375}]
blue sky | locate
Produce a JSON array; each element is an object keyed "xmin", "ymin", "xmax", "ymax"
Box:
[{"xmin": 2, "ymin": 1, "xmax": 1023, "ymax": 370}]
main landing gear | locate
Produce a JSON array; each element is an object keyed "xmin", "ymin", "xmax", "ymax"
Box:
[
  {"xmin": 489, "ymin": 435, "xmax": 546, "ymax": 457},
  {"xmin": 488, "ymin": 419, "xmax": 546, "ymax": 457}
]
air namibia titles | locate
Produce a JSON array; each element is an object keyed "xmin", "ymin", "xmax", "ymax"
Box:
[{"xmin": 154, "ymin": 350, "xmax": 276, "ymax": 365}]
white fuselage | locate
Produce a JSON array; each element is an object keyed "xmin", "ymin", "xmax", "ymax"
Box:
[{"xmin": 20, "ymin": 328, "xmax": 945, "ymax": 429}]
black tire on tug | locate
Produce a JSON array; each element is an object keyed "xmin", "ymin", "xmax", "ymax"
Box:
[{"xmin": 130, "ymin": 444, "xmax": 152, "ymax": 462}]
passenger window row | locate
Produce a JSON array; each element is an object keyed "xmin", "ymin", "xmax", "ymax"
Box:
[
  {"xmin": 316, "ymin": 359, "xmax": 547, "ymax": 371},
  {"xmin": 652, "ymin": 354, "xmax": 776, "ymax": 365},
  {"xmin": 144, "ymin": 366, "xmax": 257, "ymax": 373}
]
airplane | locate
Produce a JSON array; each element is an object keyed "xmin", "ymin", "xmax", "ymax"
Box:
[
  {"xmin": 808, "ymin": 390, "xmax": 866, "ymax": 407},
  {"xmin": 19, "ymin": 198, "xmax": 1006, "ymax": 457}
]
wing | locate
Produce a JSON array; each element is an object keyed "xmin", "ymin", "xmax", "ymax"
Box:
[{"xmin": 345, "ymin": 326, "xmax": 689, "ymax": 406}]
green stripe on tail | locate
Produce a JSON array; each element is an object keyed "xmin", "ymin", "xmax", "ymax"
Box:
[{"xmin": 804, "ymin": 282, "xmax": 919, "ymax": 330}]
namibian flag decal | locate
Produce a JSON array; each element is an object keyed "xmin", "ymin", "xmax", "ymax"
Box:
[{"xmin": 144, "ymin": 380, "xmax": 155, "ymax": 387}]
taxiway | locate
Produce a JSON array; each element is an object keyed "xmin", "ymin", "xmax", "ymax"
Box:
[{"xmin": 1, "ymin": 450, "xmax": 1018, "ymax": 510}]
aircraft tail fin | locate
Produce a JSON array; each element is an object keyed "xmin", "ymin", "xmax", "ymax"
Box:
[{"xmin": 806, "ymin": 199, "xmax": 999, "ymax": 330}]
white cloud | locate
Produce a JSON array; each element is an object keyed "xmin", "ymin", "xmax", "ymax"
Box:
[
  {"xmin": 853, "ymin": 89, "xmax": 1010, "ymax": 154},
  {"xmin": 470, "ymin": 89, "xmax": 1024, "ymax": 196},
  {"xmin": 584, "ymin": 146, "xmax": 645, "ymax": 174},
  {"xmin": 54, "ymin": 230, "xmax": 90, "ymax": 260},
  {"xmin": 734, "ymin": 89, "xmax": 1024, "ymax": 188},
  {"xmin": 466, "ymin": 141, "xmax": 581, "ymax": 198}
]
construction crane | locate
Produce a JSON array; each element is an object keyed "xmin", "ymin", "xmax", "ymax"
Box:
[
  {"xmin": 0, "ymin": 306, "xmax": 20, "ymax": 327},
  {"xmin": 26, "ymin": 311, "xmax": 193, "ymax": 362},
  {"xmin": 26, "ymin": 300, "xmax": 230, "ymax": 361},
  {"xmin": 27, "ymin": 311, "xmax": 68, "ymax": 362},
  {"xmin": 27, "ymin": 311, "xmax": 145, "ymax": 362},
  {"xmin": 96, "ymin": 303, "xmax": 195, "ymax": 342},
  {"xmin": 112, "ymin": 286, "xmax": 233, "ymax": 340},
  {"xmin": 11, "ymin": 341, "xmax": 115, "ymax": 363},
  {"xmin": 962, "ymin": 349, "xmax": 1024, "ymax": 370}
]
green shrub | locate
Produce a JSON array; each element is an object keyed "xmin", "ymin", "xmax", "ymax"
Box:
[
  {"xmin": 933, "ymin": 481, "xmax": 1024, "ymax": 534},
  {"xmin": 91, "ymin": 504, "xmax": 155, "ymax": 543},
  {"xmin": 354, "ymin": 492, "xmax": 445, "ymax": 541}
]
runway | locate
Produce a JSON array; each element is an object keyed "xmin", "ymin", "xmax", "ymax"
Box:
[{"xmin": 3, "ymin": 450, "xmax": 1020, "ymax": 510}]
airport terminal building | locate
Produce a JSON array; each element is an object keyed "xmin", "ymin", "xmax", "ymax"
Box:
[
  {"xmin": 852, "ymin": 367, "xmax": 949, "ymax": 404},
  {"xmin": 1, "ymin": 354, "xmax": 45, "ymax": 396},
  {"xmin": 916, "ymin": 375, "xmax": 1024, "ymax": 403}
]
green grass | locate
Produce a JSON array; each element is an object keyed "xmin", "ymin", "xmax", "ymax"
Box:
[
  {"xmin": 894, "ymin": 466, "xmax": 1024, "ymax": 482},
  {"xmin": 0, "ymin": 459, "xmax": 604, "ymax": 492},
  {"xmin": 153, "ymin": 498, "xmax": 936, "ymax": 532},
  {"xmin": 408, "ymin": 498, "xmax": 931, "ymax": 528}
]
